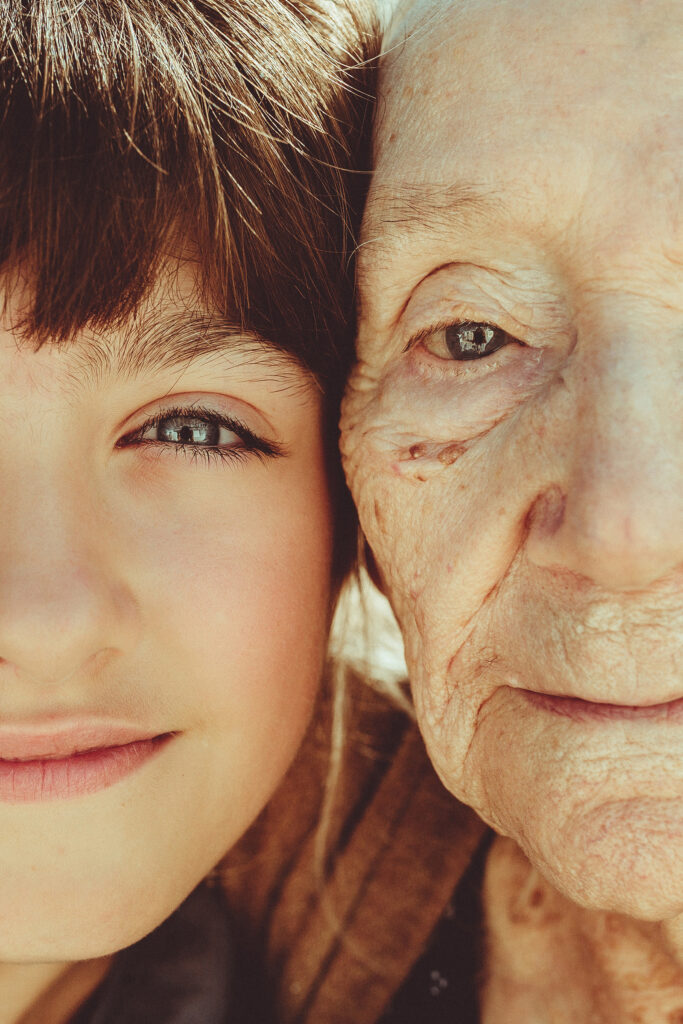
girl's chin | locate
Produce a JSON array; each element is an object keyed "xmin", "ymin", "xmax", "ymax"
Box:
[{"xmin": 0, "ymin": 890, "xmax": 171, "ymax": 962}]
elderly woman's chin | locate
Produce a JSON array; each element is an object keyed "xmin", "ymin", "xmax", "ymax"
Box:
[
  {"xmin": 411, "ymin": 660, "xmax": 683, "ymax": 923},
  {"xmin": 515, "ymin": 804, "xmax": 683, "ymax": 923}
]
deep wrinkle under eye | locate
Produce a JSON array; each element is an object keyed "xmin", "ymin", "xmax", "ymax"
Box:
[{"xmin": 116, "ymin": 403, "xmax": 286, "ymax": 466}]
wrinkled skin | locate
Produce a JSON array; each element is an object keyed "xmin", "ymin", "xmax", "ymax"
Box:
[{"xmin": 342, "ymin": 0, "xmax": 683, "ymax": 923}]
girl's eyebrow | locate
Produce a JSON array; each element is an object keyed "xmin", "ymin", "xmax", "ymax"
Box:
[{"xmin": 75, "ymin": 311, "xmax": 304, "ymax": 384}]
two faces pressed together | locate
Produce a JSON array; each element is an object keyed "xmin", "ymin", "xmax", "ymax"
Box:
[{"xmin": 2, "ymin": 0, "xmax": 683, "ymax": 1021}]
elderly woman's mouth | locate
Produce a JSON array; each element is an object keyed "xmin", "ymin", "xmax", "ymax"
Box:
[{"xmin": 522, "ymin": 690, "xmax": 683, "ymax": 722}]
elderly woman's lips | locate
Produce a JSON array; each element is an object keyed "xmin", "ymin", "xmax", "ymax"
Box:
[{"xmin": 522, "ymin": 691, "xmax": 683, "ymax": 722}]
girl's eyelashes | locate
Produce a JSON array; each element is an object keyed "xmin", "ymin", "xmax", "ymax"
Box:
[
  {"xmin": 116, "ymin": 404, "xmax": 285, "ymax": 466},
  {"xmin": 408, "ymin": 320, "xmax": 524, "ymax": 362}
]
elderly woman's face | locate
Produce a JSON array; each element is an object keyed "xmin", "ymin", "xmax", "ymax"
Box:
[{"xmin": 342, "ymin": 0, "xmax": 683, "ymax": 919}]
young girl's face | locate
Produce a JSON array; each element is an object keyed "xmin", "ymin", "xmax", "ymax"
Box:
[{"xmin": 0, "ymin": 258, "xmax": 333, "ymax": 960}]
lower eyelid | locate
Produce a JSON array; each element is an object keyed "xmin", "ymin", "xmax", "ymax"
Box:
[
  {"xmin": 136, "ymin": 439, "xmax": 253, "ymax": 465},
  {"xmin": 411, "ymin": 341, "xmax": 513, "ymax": 377},
  {"xmin": 179, "ymin": 444, "xmax": 252, "ymax": 465}
]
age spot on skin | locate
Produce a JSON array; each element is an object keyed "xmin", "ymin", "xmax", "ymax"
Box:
[
  {"xmin": 396, "ymin": 440, "xmax": 467, "ymax": 480},
  {"xmin": 403, "ymin": 441, "xmax": 466, "ymax": 463}
]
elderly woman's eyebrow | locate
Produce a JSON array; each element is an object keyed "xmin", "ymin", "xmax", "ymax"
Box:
[
  {"xmin": 73, "ymin": 311, "xmax": 304, "ymax": 384},
  {"xmin": 360, "ymin": 181, "xmax": 501, "ymax": 254}
]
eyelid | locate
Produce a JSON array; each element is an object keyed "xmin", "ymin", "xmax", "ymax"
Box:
[
  {"xmin": 113, "ymin": 388, "xmax": 282, "ymax": 443},
  {"xmin": 403, "ymin": 319, "xmax": 455, "ymax": 353},
  {"xmin": 399, "ymin": 265, "xmax": 540, "ymax": 343}
]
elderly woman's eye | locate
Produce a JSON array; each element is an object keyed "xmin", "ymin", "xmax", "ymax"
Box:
[{"xmin": 423, "ymin": 321, "xmax": 517, "ymax": 361}]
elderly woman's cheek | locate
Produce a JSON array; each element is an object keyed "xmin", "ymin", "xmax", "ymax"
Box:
[
  {"xmin": 344, "ymin": 345, "xmax": 549, "ymax": 479},
  {"xmin": 342, "ymin": 361, "xmax": 546, "ymax": 665}
]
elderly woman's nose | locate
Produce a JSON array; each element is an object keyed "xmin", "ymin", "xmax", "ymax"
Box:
[
  {"xmin": 0, "ymin": 471, "xmax": 137, "ymax": 688},
  {"xmin": 526, "ymin": 325, "xmax": 683, "ymax": 592}
]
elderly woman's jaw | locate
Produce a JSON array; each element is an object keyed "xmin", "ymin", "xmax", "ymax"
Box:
[{"xmin": 342, "ymin": 0, "xmax": 683, "ymax": 924}]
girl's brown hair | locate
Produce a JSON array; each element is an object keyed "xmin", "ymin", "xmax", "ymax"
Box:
[
  {"xmin": 0, "ymin": 0, "xmax": 375, "ymax": 378},
  {"xmin": 0, "ymin": 0, "xmax": 376, "ymax": 571}
]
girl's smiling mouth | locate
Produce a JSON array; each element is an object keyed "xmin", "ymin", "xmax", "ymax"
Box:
[{"xmin": 0, "ymin": 723, "xmax": 173, "ymax": 802}]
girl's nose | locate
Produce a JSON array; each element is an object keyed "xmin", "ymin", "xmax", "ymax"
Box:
[{"xmin": 0, "ymin": 482, "xmax": 137, "ymax": 688}]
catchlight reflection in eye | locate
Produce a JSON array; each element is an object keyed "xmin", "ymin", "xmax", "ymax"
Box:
[{"xmin": 436, "ymin": 322, "xmax": 512, "ymax": 361}]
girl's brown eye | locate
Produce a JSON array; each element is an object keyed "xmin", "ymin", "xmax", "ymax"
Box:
[{"xmin": 424, "ymin": 321, "xmax": 516, "ymax": 361}]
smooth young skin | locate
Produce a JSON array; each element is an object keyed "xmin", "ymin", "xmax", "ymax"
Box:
[
  {"xmin": 0, "ymin": 259, "xmax": 332, "ymax": 1018},
  {"xmin": 343, "ymin": 0, "xmax": 683, "ymax": 931}
]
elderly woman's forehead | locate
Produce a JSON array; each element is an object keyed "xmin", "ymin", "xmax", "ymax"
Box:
[
  {"xmin": 360, "ymin": 0, "xmax": 682, "ymax": 331},
  {"xmin": 383, "ymin": 0, "xmax": 679, "ymax": 40},
  {"xmin": 380, "ymin": 0, "xmax": 681, "ymax": 90},
  {"xmin": 372, "ymin": 0, "xmax": 682, "ymax": 182}
]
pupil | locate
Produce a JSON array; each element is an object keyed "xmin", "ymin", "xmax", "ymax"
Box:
[
  {"xmin": 446, "ymin": 322, "xmax": 501, "ymax": 361},
  {"xmin": 159, "ymin": 417, "xmax": 219, "ymax": 445}
]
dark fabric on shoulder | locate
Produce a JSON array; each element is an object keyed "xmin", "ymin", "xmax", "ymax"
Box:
[
  {"xmin": 70, "ymin": 883, "xmax": 234, "ymax": 1024},
  {"xmin": 220, "ymin": 678, "xmax": 489, "ymax": 1024},
  {"xmin": 378, "ymin": 830, "xmax": 494, "ymax": 1024},
  {"xmin": 227, "ymin": 934, "xmax": 279, "ymax": 1024}
]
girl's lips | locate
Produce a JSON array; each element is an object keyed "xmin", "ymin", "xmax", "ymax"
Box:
[
  {"xmin": 0, "ymin": 726, "xmax": 173, "ymax": 802},
  {"xmin": 0, "ymin": 722, "xmax": 164, "ymax": 760},
  {"xmin": 522, "ymin": 690, "xmax": 683, "ymax": 723}
]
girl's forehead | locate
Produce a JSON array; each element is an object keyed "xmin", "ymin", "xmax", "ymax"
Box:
[{"xmin": 0, "ymin": 259, "xmax": 307, "ymax": 388}]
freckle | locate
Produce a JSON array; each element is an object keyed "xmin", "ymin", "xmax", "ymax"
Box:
[{"xmin": 416, "ymin": 474, "xmax": 427, "ymax": 483}]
